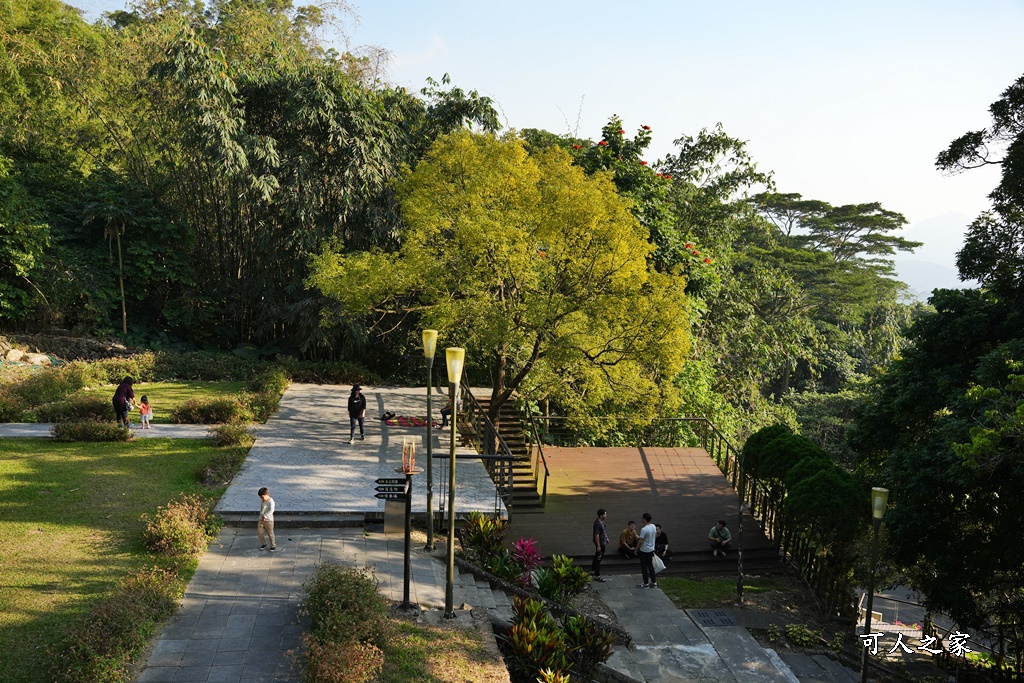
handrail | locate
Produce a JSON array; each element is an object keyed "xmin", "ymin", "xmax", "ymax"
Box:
[
  {"xmin": 526, "ymin": 414, "xmax": 550, "ymax": 508},
  {"xmin": 459, "ymin": 386, "xmax": 516, "ymax": 517}
]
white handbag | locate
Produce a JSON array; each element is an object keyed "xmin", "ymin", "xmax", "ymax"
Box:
[{"xmin": 652, "ymin": 554, "xmax": 666, "ymax": 574}]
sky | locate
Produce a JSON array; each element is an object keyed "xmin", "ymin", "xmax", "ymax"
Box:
[{"xmin": 71, "ymin": 0, "xmax": 1024, "ymax": 297}]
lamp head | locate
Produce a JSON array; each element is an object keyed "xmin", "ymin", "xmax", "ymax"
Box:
[
  {"xmin": 445, "ymin": 347, "xmax": 465, "ymax": 384},
  {"xmin": 871, "ymin": 487, "xmax": 889, "ymax": 521},
  {"xmin": 422, "ymin": 329, "xmax": 438, "ymax": 359}
]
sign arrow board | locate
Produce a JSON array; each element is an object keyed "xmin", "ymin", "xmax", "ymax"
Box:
[
  {"xmin": 375, "ymin": 492, "xmax": 407, "ymax": 501},
  {"xmin": 375, "ymin": 477, "xmax": 405, "ymax": 486},
  {"xmin": 375, "ymin": 485, "xmax": 406, "ymax": 493}
]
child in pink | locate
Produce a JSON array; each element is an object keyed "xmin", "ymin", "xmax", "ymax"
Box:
[{"xmin": 139, "ymin": 395, "xmax": 153, "ymax": 429}]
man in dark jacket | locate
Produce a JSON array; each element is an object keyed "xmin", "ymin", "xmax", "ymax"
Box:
[{"xmin": 347, "ymin": 385, "xmax": 367, "ymax": 443}]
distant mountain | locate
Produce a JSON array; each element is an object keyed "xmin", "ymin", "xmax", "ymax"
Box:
[
  {"xmin": 892, "ymin": 259, "xmax": 971, "ymax": 300},
  {"xmin": 891, "ymin": 212, "xmax": 979, "ymax": 300}
]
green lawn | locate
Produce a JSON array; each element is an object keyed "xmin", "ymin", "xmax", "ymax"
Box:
[
  {"xmin": 0, "ymin": 437, "xmax": 233, "ymax": 683},
  {"xmin": 113, "ymin": 380, "xmax": 248, "ymax": 423},
  {"xmin": 659, "ymin": 575, "xmax": 785, "ymax": 608}
]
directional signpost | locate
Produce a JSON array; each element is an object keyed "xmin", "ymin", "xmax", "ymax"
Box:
[
  {"xmin": 374, "ymin": 444, "xmax": 422, "ymax": 613},
  {"xmin": 375, "ymin": 477, "xmax": 408, "ymax": 502}
]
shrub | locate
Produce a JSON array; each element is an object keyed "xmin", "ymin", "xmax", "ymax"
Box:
[
  {"xmin": 301, "ymin": 638, "xmax": 385, "ymax": 679},
  {"xmin": 52, "ymin": 419, "xmax": 132, "ymax": 442},
  {"xmin": 460, "ymin": 511, "xmax": 508, "ymax": 563},
  {"xmin": 208, "ymin": 424, "xmax": 254, "ymax": 448},
  {"xmin": 49, "ymin": 566, "xmax": 182, "ymax": 683},
  {"xmin": 505, "ymin": 596, "xmax": 569, "ymax": 683},
  {"xmin": 249, "ymin": 366, "xmax": 290, "ymax": 395},
  {"xmin": 241, "ymin": 389, "xmax": 281, "ymax": 423},
  {"xmin": 758, "ymin": 434, "xmax": 827, "ymax": 484},
  {"xmin": 784, "ymin": 453, "xmax": 835, "ymax": 490},
  {"xmin": 300, "ymin": 564, "xmax": 395, "ymax": 683},
  {"xmin": 170, "ymin": 396, "xmax": 249, "ymax": 424},
  {"xmin": 91, "ymin": 353, "xmax": 157, "ymax": 384},
  {"xmin": 5, "ymin": 362, "xmax": 98, "ymax": 406},
  {"xmin": 537, "ymin": 670, "xmax": 571, "ymax": 683},
  {"xmin": 301, "ymin": 636, "xmax": 384, "ymax": 683},
  {"xmin": 784, "ymin": 468, "xmax": 867, "ymax": 546},
  {"xmin": 153, "ymin": 351, "xmax": 261, "ymax": 381},
  {"xmin": 276, "ymin": 357, "xmax": 379, "ymax": 385},
  {"xmin": 742, "ymin": 423, "xmax": 792, "ymax": 479},
  {"xmin": 199, "ymin": 447, "xmax": 248, "ymax": 487},
  {"xmin": 0, "ymin": 392, "xmax": 21, "ymax": 421},
  {"xmin": 540, "ymin": 555, "xmax": 591, "ymax": 604},
  {"xmin": 486, "ymin": 549, "xmax": 526, "ymax": 584},
  {"xmin": 37, "ymin": 393, "xmax": 114, "ymax": 422},
  {"xmin": 562, "ymin": 615, "xmax": 614, "ymax": 680},
  {"xmin": 512, "ymin": 537, "xmax": 542, "ymax": 586},
  {"xmin": 534, "ymin": 567, "xmax": 561, "ymax": 601},
  {"xmin": 301, "ymin": 564, "xmax": 393, "ymax": 649},
  {"xmin": 140, "ymin": 494, "xmax": 221, "ymax": 558},
  {"xmin": 784, "ymin": 623, "xmax": 823, "ymax": 647}
]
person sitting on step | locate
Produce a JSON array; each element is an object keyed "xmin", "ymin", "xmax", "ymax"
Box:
[
  {"xmin": 708, "ymin": 519, "xmax": 731, "ymax": 557},
  {"xmin": 618, "ymin": 520, "xmax": 640, "ymax": 559}
]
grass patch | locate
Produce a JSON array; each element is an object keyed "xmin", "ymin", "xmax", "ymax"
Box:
[
  {"xmin": 119, "ymin": 381, "xmax": 248, "ymax": 424},
  {"xmin": 659, "ymin": 576, "xmax": 786, "ymax": 609},
  {"xmin": 0, "ymin": 437, "xmax": 236, "ymax": 682},
  {"xmin": 379, "ymin": 620, "xmax": 509, "ymax": 683}
]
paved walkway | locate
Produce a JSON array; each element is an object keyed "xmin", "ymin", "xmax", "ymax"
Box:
[
  {"xmin": 0, "ymin": 423, "xmax": 213, "ymax": 438},
  {"xmin": 135, "ymin": 527, "xmax": 477, "ymax": 683}
]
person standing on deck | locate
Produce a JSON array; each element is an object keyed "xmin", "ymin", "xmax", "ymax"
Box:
[{"xmin": 592, "ymin": 508, "xmax": 609, "ymax": 582}]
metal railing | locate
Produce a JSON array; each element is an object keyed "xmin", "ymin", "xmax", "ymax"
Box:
[
  {"xmin": 525, "ymin": 415, "xmax": 550, "ymax": 508},
  {"xmin": 529, "ymin": 414, "xmax": 861, "ymax": 618},
  {"xmin": 457, "ymin": 386, "xmax": 516, "ymax": 516}
]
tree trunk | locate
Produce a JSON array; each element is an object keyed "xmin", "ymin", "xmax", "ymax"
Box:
[{"xmin": 116, "ymin": 226, "xmax": 127, "ymax": 334}]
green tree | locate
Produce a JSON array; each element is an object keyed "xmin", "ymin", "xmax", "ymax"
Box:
[
  {"xmin": 938, "ymin": 73, "xmax": 1024, "ymax": 301},
  {"xmin": 850, "ymin": 73, "xmax": 1024, "ymax": 665},
  {"xmin": 309, "ymin": 131, "xmax": 691, "ymax": 421},
  {"xmin": 0, "ymin": 157, "xmax": 49, "ymax": 321}
]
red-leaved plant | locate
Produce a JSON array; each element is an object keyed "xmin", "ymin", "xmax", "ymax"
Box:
[{"xmin": 513, "ymin": 537, "xmax": 542, "ymax": 586}]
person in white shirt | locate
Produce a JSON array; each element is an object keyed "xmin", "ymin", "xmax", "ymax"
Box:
[
  {"xmin": 637, "ymin": 512, "xmax": 658, "ymax": 588},
  {"xmin": 257, "ymin": 487, "xmax": 276, "ymax": 552}
]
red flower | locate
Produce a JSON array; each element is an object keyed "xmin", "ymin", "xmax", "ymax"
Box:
[
  {"xmin": 571, "ymin": 144, "xmax": 582, "ymax": 149},
  {"xmin": 694, "ymin": 251, "xmax": 699, "ymax": 256},
  {"xmin": 617, "ymin": 129, "xmax": 625, "ymax": 134},
  {"xmin": 685, "ymin": 243, "xmax": 693, "ymax": 249},
  {"xmin": 642, "ymin": 125, "xmax": 651, "ymax": 131},
  {"xmin": 703, "ymin": 258, "xmax": 711, "ymax": 264},
  {"xmin": 598, "ymin": 140, "xmax": 608, "ymax": 146},
  {"xmin": 640, "ymin": 160, "xmax": 648, "ymax": 165}
]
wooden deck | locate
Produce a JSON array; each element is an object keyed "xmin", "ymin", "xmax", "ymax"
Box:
[{"xmin": 505, "ymin": 445, "xmax": 774, "ymax": 566}]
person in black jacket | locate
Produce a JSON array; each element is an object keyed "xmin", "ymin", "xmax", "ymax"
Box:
[
  {"xmin": 112, "ymin": 376, "xmax": 135, "ymax": 429},
  {"xmin": 347, "ymin": 385, "xmax": 367, "ymax": 443},
  {"xmin": 654, "ymin": 524, "xmax": 672, "ymax": 560}
]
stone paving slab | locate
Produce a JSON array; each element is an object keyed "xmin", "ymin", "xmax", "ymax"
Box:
[
  {"xmin": 215, "ymin": 385, "xmax": 505, "ymax": 520},
  {"xmin": 593, "ymin": 575, "xmax": 805, "ymax": 682}
]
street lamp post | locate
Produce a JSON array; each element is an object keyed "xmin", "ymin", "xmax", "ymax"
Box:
[
  {"xmin": 422, "ymin": 330, "xmax": 438, "ymax": 551},
  {"xmin": 860, "ymin": 486, "xmax": 889, "ymax": 683},
  {"xmin": 443, "ymin": 347, "xmax": 465, "ymax": 620}
]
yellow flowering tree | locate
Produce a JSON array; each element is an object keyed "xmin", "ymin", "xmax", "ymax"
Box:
[{"xmin": 309, "ymin": 130, "xmax": 691, "ymax": 420}]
